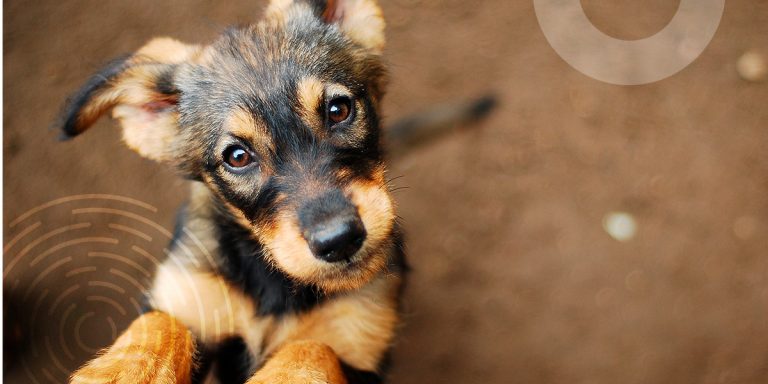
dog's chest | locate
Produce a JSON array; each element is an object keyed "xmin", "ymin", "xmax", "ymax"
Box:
[
  {"xmin": 149, "ymin": 262, "xmax": 400, "ymax": 374},
  {"xmin": 149, "ymin": 264, "xmax": 272, "ymax": 358}
]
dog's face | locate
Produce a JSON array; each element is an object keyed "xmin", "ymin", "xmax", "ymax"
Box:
[{"xmin": 58, "ymin": 0, "xmax": 395, "ymax": 293}]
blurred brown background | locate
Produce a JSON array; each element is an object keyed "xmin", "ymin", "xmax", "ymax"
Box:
[{"xmin": 4, "ymin": 0, "xmax": 768, "ymax": 383}]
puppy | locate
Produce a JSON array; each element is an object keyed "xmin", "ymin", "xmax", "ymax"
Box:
[{"xmin": 59, "ymin": 1, "xmax": 404, "ymax": 383}]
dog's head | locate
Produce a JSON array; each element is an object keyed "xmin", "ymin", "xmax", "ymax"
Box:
[{"xmin": 58, "ymin": 0, "xmax": 394, "ymax": 293}]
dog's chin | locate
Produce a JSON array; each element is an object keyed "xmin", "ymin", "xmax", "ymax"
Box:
[
  {"xmin": 266, "ymin": 236, "xmax": 390, "ymax": 294},
  {"xmin": 259, "ymin": 199, "xmax": 395, "ymax": 293},
  {"xmin": 312, "ymin": 246, "xmax": 390, "ymax": 293}
]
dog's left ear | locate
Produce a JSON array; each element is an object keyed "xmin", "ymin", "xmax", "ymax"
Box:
[
  {"xmin": 57, "ymin": 38, "xmax": 200, "ymax": 162},
  {"xmin": 267, "ymin": 0, "xmax": 385, "ymax": 54}
]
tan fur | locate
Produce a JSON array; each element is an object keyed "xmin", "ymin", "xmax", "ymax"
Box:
[
  {"xmin": 266, "ymin": 0, "xmax": 385, "ymax": 53},
  {"xmin": 297, "ymin": 77, "xmax": 324, "ymax": 131},
  {"xmin": 113, "ymin": 103, "xmax": 178, "ymax": 162},
  {"xmin": 70, "ymin": 312, "xmax": 195, "ymax": 384},
  {"xmin": 75, "ymin": 38, "xmax": 200, "ymax": 161},
  {"xmin": 225, "ymin": 108, "xmax": 275, "ymax": 161},
  {"xmin": 71, "ymin": 178, "xmax": 398, "ymax": 379},
  {"xmin": 261, "ymin": 214, "xmax": 320, "ymax": 283},
  {"xmin": 134, "ymin": 37, "xmax": 201, "ymax": 64},
  {"xmin": 149, "ymin": 264, "xmax": 263, "ymax": 346},
  {"xmin": 265, "ymin": 274, "xmax": 400, "ymax": 372},
  {"xmin": 183, "ymin": 183, "xmax": 223, "ymax": 267},
  {"xmin": 264, "ymin": 0, "xmax": 296, "ymax": 22},
  {"xmin": 295, "ymin": 79, "xmax": 368, "ymax": 145},
  {"xmin": 346, "ymin": 167, "xmax": 396, "ymax": 258},
  {"xmin": 259, "ymin": 208, "xmax": 391, "ymax": 294},
  {"xmin": 146, "ymin": 254, "xmax": 400, "ymax": 375},
  {"xmin": 247, "ymin": 341, "xmax": 347, "ymax": 384},
  {"xmin": 253, "ymin": 164, "xmax": 394, "ymax": 293},
  {"xmin": 67, "ymin": 2, "xmax": 398, "ymax": 382},
  {"xmin": 335, "ymin": 0, "xmax": 386, "ymax": 54},
  {"xmin": 224, "ymin": 109, "xmax": 259, "ymax": 145},
  {"xmin": 111, "ymin": 39, "xmax": 197, "ymax": 161},
  {"xmin": 258, "ymin": 213, "xmax": 372, "ymax": 291}
]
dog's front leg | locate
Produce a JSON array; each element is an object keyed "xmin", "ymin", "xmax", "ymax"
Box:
[
  {"xmin": 70, "ymin": 311, "xmax": 195, "ymax": 384},
  {"xmin": 246, "ymin": 340, "xmax": 348, "ymax": 384}
]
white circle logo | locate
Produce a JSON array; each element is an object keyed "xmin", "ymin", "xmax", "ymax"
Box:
[{"xmin": 534, "ymin": 0, "xmax": 725, "ymax": 85}]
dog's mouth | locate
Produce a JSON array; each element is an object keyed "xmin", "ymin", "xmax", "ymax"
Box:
[
  {"xmin": 259, "ymin": 181, "xmax": 395, "ymax": 293},
  {"xmin": 309, "ymin": 238, "xmax": 391, "ymax": 293}
]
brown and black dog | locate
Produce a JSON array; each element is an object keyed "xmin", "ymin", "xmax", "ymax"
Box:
[
  {"xmin": 57, "ymin": 1, "xmax": 493, "ymax": 383},
  {"xmin": 60, "ymin": 1, "xmax": 400, "ymax": 383}
]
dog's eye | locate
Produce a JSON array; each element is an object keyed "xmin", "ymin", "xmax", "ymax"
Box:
[
  {"xmin": 223, "ymin": 145, "xmax": 253, "ymax": 169},
  {"xmin": 327, "ymin": 96, "xmax": 353, "ymax": 125}
]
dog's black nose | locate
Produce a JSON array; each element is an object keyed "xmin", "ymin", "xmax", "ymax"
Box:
[
  {"xmin": 304, "ymin": 215, "xmax": 366, "ymax": 263},
  {"xmin": 299, "ymin": 190, "xmax": 367, "ymax": 263}
]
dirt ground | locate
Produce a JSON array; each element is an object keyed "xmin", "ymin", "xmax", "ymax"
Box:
[{"xmin": 4, "ymin": 1, "xmax": 768, "ymax": 383}]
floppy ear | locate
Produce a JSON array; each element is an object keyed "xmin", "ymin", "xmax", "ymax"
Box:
[
  {"xmin": 267, "ymin": 0, "xmax": 385, "ymax": 54},
  {"xmin": 57, "ymin": 38, "xmax": 200, "ymax": 162}
]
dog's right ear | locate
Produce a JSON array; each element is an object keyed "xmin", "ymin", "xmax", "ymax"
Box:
[
  {"xmin": 266, "ymin": 0, "xmax": 386, "ymax": 54},
  {"xmin": 57, "ymin": 38, "xmax": 200, "ymax": 162}
]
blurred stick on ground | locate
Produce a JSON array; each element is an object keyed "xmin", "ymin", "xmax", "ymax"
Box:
[{"xmin": 386, "ymin": 95, "xmax": 497, "ymax": 156}]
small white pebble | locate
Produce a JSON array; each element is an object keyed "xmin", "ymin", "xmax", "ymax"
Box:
[
  {"xmin": 737, "ymin": 51, "xmax": 767, "ymax": 82},
  {"xmin": 603, "ymin": 212, "xmax": 637, "ymax": 242}
]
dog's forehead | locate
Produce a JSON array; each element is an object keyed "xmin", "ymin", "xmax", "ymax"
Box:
[
  {"xmin": 174, "ymin": 12, "xmax": 387, "ymax": 157},
  {"xmin": 206, "ymin": 20, "xmax": 353, "ymax": 86},
  {"xmin": 177, "ymin": 23, "xmax": 357, "ymax": 121}
]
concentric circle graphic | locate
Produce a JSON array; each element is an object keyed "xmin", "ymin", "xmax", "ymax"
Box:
[
  {"xmin": 4, "ymin": 194, "xmax": 217, "ymax": 383},
  {"xmin": 534, "ymin": 0, "xmax": 725, "ymax": 85}
]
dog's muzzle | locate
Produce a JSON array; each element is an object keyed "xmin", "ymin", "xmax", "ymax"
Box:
[{"xmin": 299, "ymin": 189, "xmax": 367, "ymax": 263}]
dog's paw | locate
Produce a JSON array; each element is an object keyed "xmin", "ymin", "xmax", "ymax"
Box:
[
  {"xmin": 247, "ymin": 341, "xmax": 347, "ymax": 384},
  {"xmin": 69, "ymin": 347, "xmax": 180, "ymax": 384}
]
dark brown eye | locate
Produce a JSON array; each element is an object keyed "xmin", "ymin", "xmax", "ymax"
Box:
[
  {"xmin": 327, "ymin": 96, "xmax": 353, "ymax": 125},
  {"xmin": 223, "ymin": 145, "xmax": 253, "ymax": 169}
]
